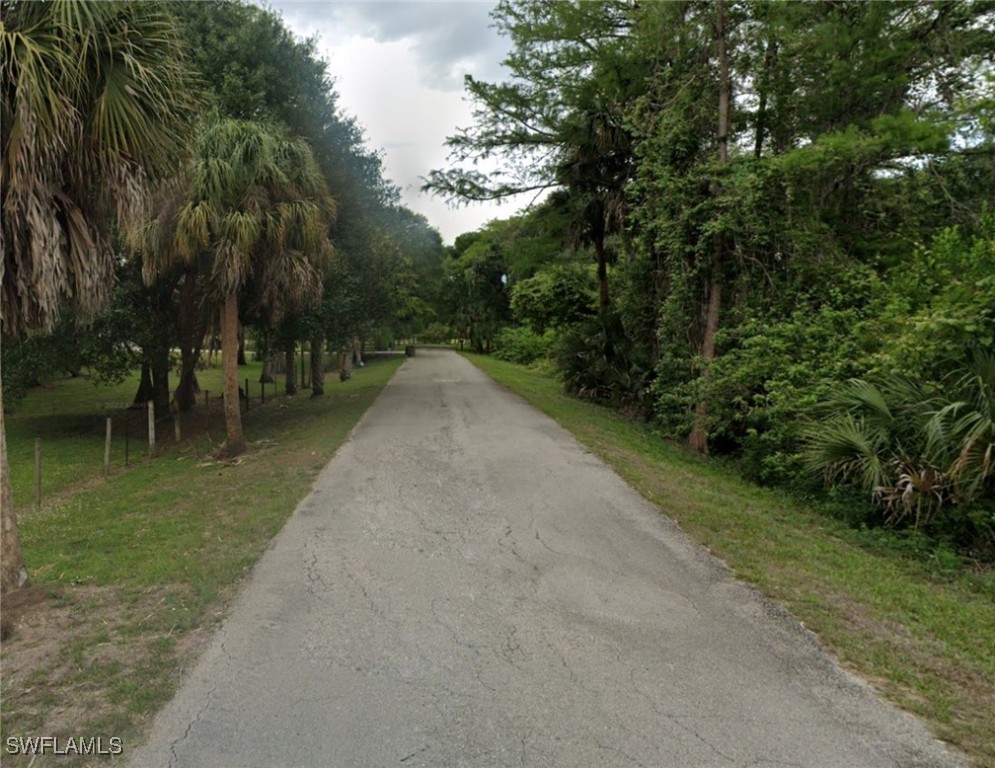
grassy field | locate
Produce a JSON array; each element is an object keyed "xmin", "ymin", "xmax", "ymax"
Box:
[
  {"xmin": 464, "ymin": 353, "xmax": 995, "ymax": 768},
  {"xmin": 5, "ymin": 362, "xmax": 284, "ymax": 508},
  {"xmin": 1, "ymin": 356, "xmax": 404, "ymax": 766}
]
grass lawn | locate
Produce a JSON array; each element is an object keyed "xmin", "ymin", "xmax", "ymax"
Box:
[
  {"xmin": 0, "ymin": 356, "xmax": 404, "ymax": 766},
  {"xmin": 5, "ymin": 361, "xmax": 281, "ymax": 508},
  {"xmin": 464, "ymin": 352, "xmax": 995, "ymax": 768}
]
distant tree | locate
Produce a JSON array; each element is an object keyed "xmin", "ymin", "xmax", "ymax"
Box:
[
  {"xmin": 510, "ymin": 264, "xmax": 596, "ymax": 334},
  {"xmin": 443, "ymin": 227, "xmax": 512, "ymax": 353},
  {"xmin": 425, "ymin": 0, "xmax": 638, "ymax": 316}
]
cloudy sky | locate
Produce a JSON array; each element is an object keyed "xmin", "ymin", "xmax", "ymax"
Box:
[{"xmin": 263, "ymin": 0, "xmax": 527, "ymax": 243}]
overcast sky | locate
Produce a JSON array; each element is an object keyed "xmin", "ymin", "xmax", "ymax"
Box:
[{"xmin": 263, "ymin": 0, "xmax": 527, "ymax": 244}]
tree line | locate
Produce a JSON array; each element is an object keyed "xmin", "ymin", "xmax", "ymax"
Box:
[
  {"xmin": 428, "ymin": 0, "xmax": 995, "ymax": 553},
  {"xmin": 1, "ymin": 1, "xmax": 445, "ymax": 595}
]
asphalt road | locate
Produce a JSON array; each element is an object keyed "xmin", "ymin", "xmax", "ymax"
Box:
[{"xmin": 129, "ymin": 349, "xmax": 963, "ymax": 768}]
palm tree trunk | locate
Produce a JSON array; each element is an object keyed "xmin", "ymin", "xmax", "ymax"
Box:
[
  {"xmin": 218, "ymin": 296, "xmax": 246, "ymax": 458},
  {"xmin": 284, "ymin": 342, "xmax": 297, "ymax": 395},
  {"xmin": 175, "ymin": 277, "xmax": 205, "ymax": 412},
  {"xmin": 594, "ymin": 234, "xmax": 610, "ymax": 317},
  {"xmin": 310, "ymin": 335, "xmax": 325, "ymax": 397},
  {"xmin": 133, "ymin": 361, "xmax": 154, "ymax": 406},
  {"xmin": 1, "ymin": 373, "xmax": 29, "ymax": 599}
]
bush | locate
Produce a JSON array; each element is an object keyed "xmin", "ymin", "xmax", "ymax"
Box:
[
  {"xmin": 510, "ymin": 264, "xmax": 597, "ymax": 333},
  {"xmin": 803, "ymin": 355, "xmax": 995, "ymax": 550},
  {"xmin": 419, "ymin": 323, "xmax": 453, "ymax": 344},
  {"xmin": 554, "ymin": 313, "xmax": 654, "ymax": 415},
  {"xmin": 493, "ymin": 326, "xmax": 555, "ymax": 366},
  {"xmin": 876, "ymin": 217, "xmax": 995, "ymax": 382},
  {"xmin": 651, "ymin": 262, "xmax": 885, "ymax": 487}
]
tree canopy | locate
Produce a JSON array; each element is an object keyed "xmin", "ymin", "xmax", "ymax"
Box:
[{"xmin": 433, "ymin": 0, "xmax": 995, "ymax": 549}]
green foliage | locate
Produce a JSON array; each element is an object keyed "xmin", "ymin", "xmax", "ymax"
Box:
[
  {"xmin": 442, "ymin": 224, "xmax": 512, "ymax": 352},
  {"xmin": 876, "ymin": 217, "xmax": 995, "ymax": 381},
  {"xmin": 493, "ymin": 327, "xmax": 555, "ymax": 366},
  {"xmin": 804, "ymin": 355, "xmax": 995, "ymax": 545},
  {"xmin": 2, "ymin": 336, "xmax": 59, "ymax": 412},
  {"xmin": 554, "ymin": 313, "xmax": 654, "ymax": 415},
  {"xmin": 652, "ymin": 262, "xmax": 886, "ymax": 483},
  {"xmin": 1, "ymin": 306, "xmax": 140, "ymax": 414},
  {"xmin": 510, "ymin": 263, "xmax": 597, "ymax": 333}
]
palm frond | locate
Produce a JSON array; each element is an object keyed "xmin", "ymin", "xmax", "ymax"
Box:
[
  {"xmin": 826, "ymin": 378, "xmax": 894, "ymax": 424},
  {"xmin": 2, "ymin": 0, "xmax": 199, "ymax": 335},
  {"xmin": 802, "ymin": 413, "xmax": 888, "ymax": 493}
]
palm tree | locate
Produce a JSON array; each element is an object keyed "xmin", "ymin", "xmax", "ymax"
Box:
[
  {"xmin": 142, "ymin": 117, "xmax": 335, "ymax": 458},
  {"xmin": 803, "ymin": 355, "xmax": 995, "ymax": 529},
  {"xmin": 1, "ymin": 1, "xmax": 196, "ymax": 597}
]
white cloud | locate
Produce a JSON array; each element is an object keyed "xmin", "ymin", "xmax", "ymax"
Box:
[
  {"xmin": 262, "ymin": 0, "xmax": 529, "ymax": 243},
  {"xmin": 269, "ymin": 1, "xmax": 508, "ymax": 91}
]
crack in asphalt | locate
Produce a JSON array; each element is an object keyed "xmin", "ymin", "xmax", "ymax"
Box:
[{"xmin": 130, "ymin": 350, "xmax": 966, "ymax": 768}]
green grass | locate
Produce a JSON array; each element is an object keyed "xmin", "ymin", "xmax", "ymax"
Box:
[
  {"xmin": 1, "ymin": 357, "xmax": 403, "ymax": 765},
  {"xmin": 464, "ymin": 352, "xmax": 995, "ymax": 768},
  {"xmin": 4, "ymin": 362, "xmax": 276, "ymax": 507}
]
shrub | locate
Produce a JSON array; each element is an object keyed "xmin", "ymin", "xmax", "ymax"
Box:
[
  {"xmin": 651, "ymin": 262, "xmax": 885, "ymax": 487},
  {"xmin": 554, "ymin": 314, "xmax": 654, "ymax": 415},
  {"xmin": 493, "ymin": 326, "xmax": 555, "ymax": 366},
  {"xmin": 803, "ymin": 354, "xmax": 995, "ymax": 548},
  {"xmin": 510, "ymin": 264, "xmax": 596, "ymax": 333}
]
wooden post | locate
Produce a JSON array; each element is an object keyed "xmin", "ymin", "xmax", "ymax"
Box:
[
  {"xmin": 147, "ymin": 401, "xmax": 155, "ymax": 456},
  {"xmin": 104, "ymin": 418, "xmax": 112, "ymax": 475},
  {"xmin": 34, "ymin": 438, "xmax": 41, "ymax": 510}
]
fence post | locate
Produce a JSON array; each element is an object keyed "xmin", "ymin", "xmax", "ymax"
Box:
[
  {"xmin": 147, "ymin": 401, "xmax": 155, "ymax": 456},
  {"xmin": 34, "ymin": 438, "xmax": 41, "ymax": 510},
  {"xmin": 104, "ymin": 418, "xmax": 112, "ymax": 475}
]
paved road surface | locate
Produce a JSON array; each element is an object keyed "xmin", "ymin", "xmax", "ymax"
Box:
[{"xmin": 129, "ymin": 349, "xmax": 962, "ymax": 768}]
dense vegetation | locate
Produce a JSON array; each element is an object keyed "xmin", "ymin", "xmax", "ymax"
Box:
[
  {"xmin": 1, "ymin": 0, "xmax": 445, "ymax": 593},
  {"xmin": 429, "ymin": 0, "xmax": 995, "ymax": 555},
  {"xmin": 2, "ymin": 0, "xmax": 993, "ymax": 588}
]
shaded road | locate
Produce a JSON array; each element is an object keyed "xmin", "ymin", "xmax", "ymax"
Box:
[{"xmin": 129, "ymin": 349, "xmax": 962, "ymax": 767}]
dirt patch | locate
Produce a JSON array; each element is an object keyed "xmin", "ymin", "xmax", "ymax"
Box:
[
  {"xmin": 1, "ymin": 585, "xmax": 50, "ymax": 641},
  {"xmin": 1, "ymin": 583, "xmax": 222, "ymax": 767}
]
